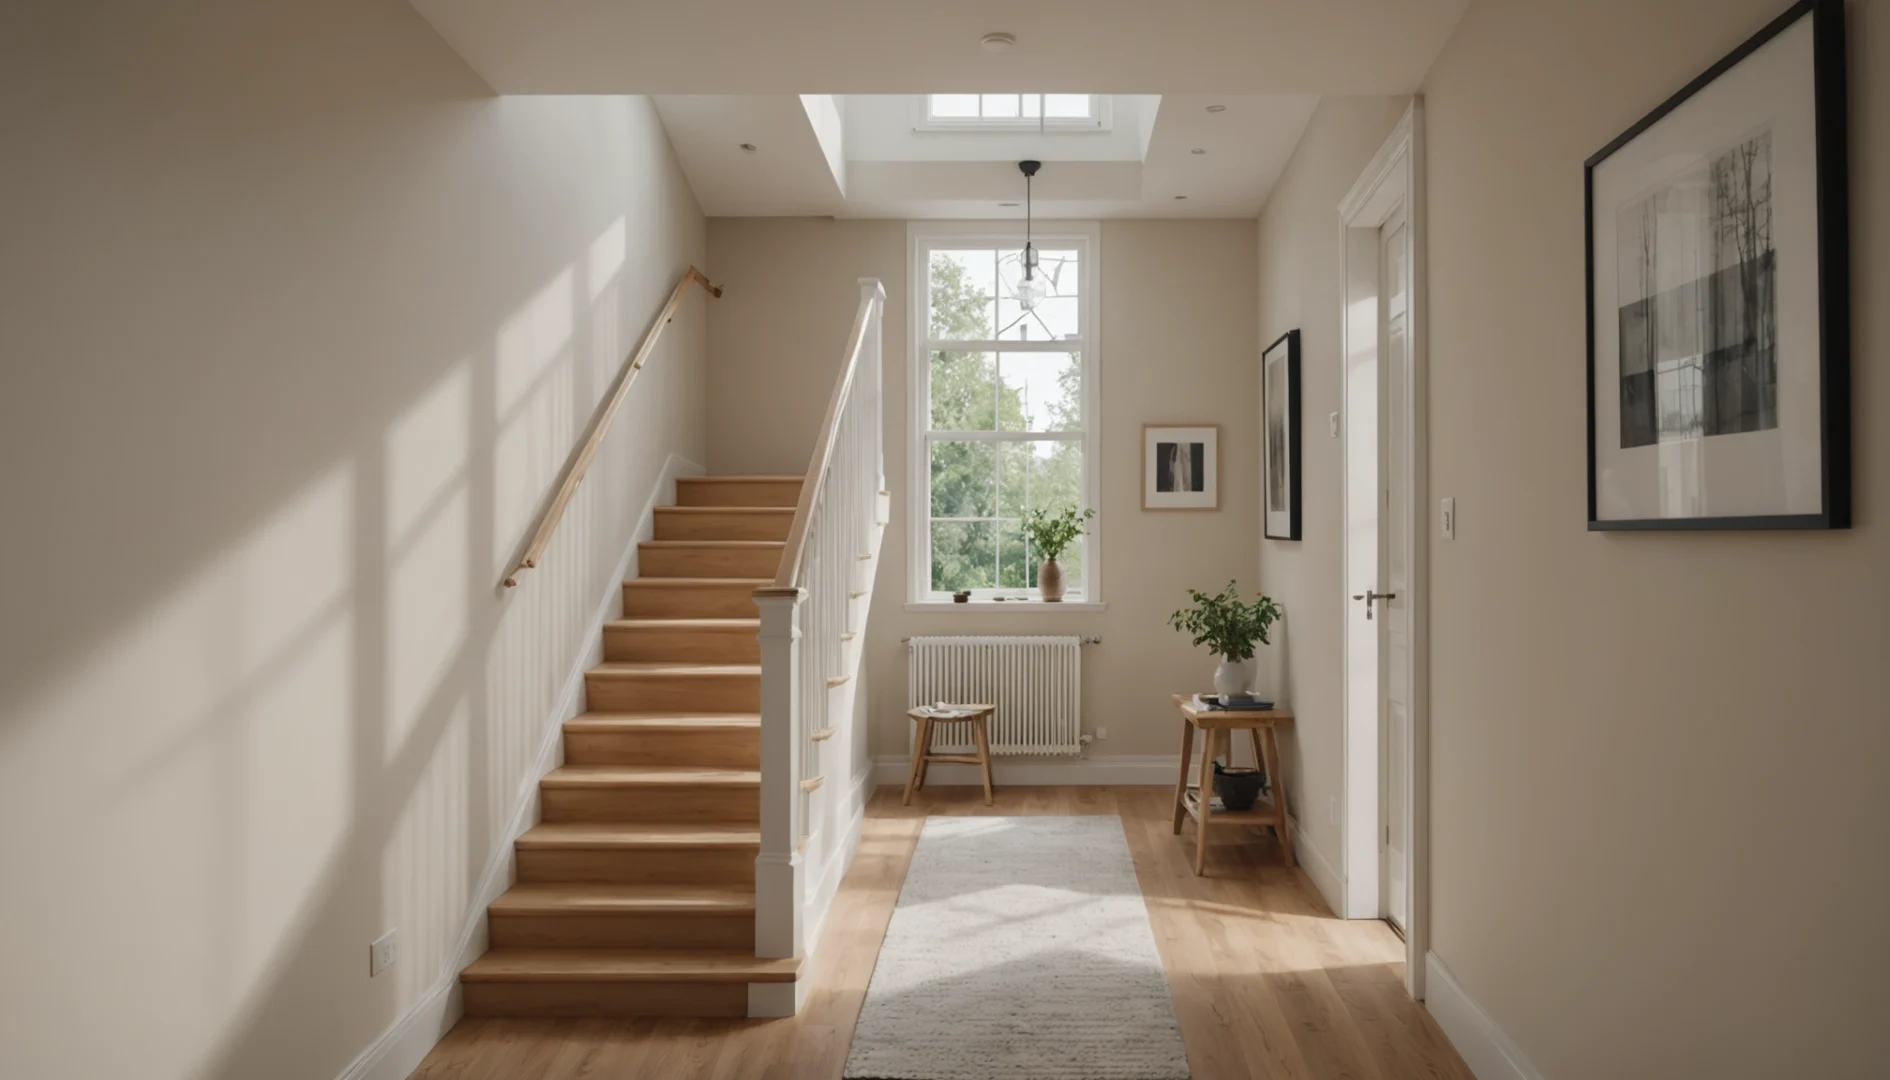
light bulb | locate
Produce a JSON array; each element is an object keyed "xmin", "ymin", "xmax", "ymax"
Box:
[{"xmin": 1017, "ymin": 273, "xmax": 1049, "ymax": 310}]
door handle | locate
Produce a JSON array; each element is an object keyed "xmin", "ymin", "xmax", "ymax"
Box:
[{"xmin": 1351, "ymin": 590, "xmax": 1398, "ymax": 620}]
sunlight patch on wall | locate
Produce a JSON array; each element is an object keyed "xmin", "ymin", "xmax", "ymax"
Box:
[{"xmin": 588, "ymin": 216, "xmax": 626, "ymax": 301}]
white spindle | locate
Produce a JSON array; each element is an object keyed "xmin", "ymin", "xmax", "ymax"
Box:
[{"xmin": 754, "ymin": 279, "xmax": 886, "ymax": 985}]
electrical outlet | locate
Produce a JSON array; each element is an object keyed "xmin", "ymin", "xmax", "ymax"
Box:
[
  {"xmin": 370, "ymin": 930, "xmax": 399, "ymax": 977},
  {"xmin": 1095, "ymin": 726, "xmax": 1108, "ymax": 740},
  {"xmin": 1441, "ymin": 497, "xmax": 1456, "ymax": 540},
  {"xmin": 1328, "ymin": 411, "xmax": 1341, "ymax": 438}
]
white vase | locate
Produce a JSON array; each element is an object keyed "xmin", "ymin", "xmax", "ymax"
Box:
[{"xmin": 1212, "ymin": 656, "xmax": 1253, "ymax": 699}]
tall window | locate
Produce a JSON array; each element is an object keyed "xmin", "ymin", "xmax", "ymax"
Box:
[
  {"xmin": 909, "ymin": 225, "xmax": 1100, "ymax": 604},
  {"xmin": 919, "ymin": 94, "xmax": 1107, "ymax": 131}
]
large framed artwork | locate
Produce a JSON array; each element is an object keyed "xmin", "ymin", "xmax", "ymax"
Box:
[
  {"xmin": 1586, "ymin": 0, "xmax": 1849, "ymax": 530},
  {"xmin": 1143, "ymin": 424, "xmax": 1220, "ymax": 510},
  {"xmin": 1263, "ymin": 330, "xmax": 1302, "ymax": 540}
]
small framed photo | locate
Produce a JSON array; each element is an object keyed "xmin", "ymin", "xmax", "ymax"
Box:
[
  {"xmin": 1585, "ymin": 0, "xmax": 1850, "ymax": 530},
  {"xmin": 1143, "ymin": 424, "xmax": 1220, "ymax": 511},
  {"xmin": 1262, "ymin": 330, "xmax": 1302, "ymax": 540}
]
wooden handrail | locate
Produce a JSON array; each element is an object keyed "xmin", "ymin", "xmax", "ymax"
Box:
[
  {"xmin": 761, "ymin": 281, "xmax": 883, "ymax": 595},
  {"xmin": 504, "ymin": 266, "xmax": 721, "ymax": 588}
]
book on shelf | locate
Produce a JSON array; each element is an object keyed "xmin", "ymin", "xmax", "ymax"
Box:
[{"xmin": 1191, "ymin": 693, "xmax": 1276, "ymax": 712}]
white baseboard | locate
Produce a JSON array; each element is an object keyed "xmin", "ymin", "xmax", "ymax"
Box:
[
  {"xmin": 1286, "ymin": 814, "xmax": 1347, "ymax": 918},
  {"xmin": 336, "ymin": 453, "xmax": 703, "ymax": 1080},
  {"xmin": 1423, "ymin": 951, "xmax": 1544, "ymax": 1080},
  {"xmin": 870, "ymin": 754, "xmax": 1180, "ymax": 787}
]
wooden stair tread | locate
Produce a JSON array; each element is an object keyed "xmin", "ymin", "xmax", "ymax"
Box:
[
  {"xmin": 517, "ymin": 823, "xmax": 760, "ymax": 849},
  {"xmin": 656, "ymin": 506, "xmax": 793, "ymax": 515},
  {"xmin": 491, "ymin": 884, "xmax": 755, "ymax": 915},
  {"xmin": 604, "ymin": 618, "xmax": 759, "ymax": 631},
  {"xmin": 684, "ymin": 475, "xmax": 804, "ymax": 483},
  {"xmin": 622, "ymin": 577, "xmax": 769, "ymax": 588},
  {"xmin": 544, "ymin": 765, "xmax": 760, "ymax": 787},
  {"xmin": 565, "ymin": 712, "xmax": 759, "ymax": 732},
  {"xmin": 640, "ymin": 540, "xmax": 784, "ymax": 549},
  {"xmin": 589, "ymin": 661, "xmax": 760, "ymax": 676},
  {"xmin": 463, "ymin": 949, "xmax": 798, "ymax": 983}
]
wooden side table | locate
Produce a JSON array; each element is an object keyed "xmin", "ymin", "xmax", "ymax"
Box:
[
  {"xmin": 902, "ymin": 704, "xmax": 997, "ymax": 806},
  {"xmin": 1170, "ymin": 694, "xmax": 1296, "ymax": 875}
]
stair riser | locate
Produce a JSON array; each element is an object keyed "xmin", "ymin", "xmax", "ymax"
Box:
[
  {"xmin": 489, "ymin": 913, "xmax": 754, "ymax": 950},
  {"xmin": 675, "ymin": 479, "xmax": 802, "ymax": 508},
  {"xmin": 654, "ymin": 510, "xmax": 793, "ymax": 541},
  {"xmin": 622, "ymin": 583, "xmax": 760, "ymax": 619},
  {"xmin": 603, "ymin": 628, "xmax": 759, "ymax": 664},
  {"xmin": 565, "ymin": 728, "xmax": 759, "ymax": 768},
  {"xmin": 463, "ymin": 981, "xmax": 749, "ymax": 1019},
  {"xmin": 639, "ymin": 545, "xmax": 782, "ymax": 579},
  {"xmin": 585, "ymin": 673, "xmax": 760, "ymax": 713},
  {"xmin": 516, "ymin": 847, "xmax": 757, "ymax": 886},
  {"xmin": 541, "ymin": 786, "xmax": 760, "ymax": 825}
]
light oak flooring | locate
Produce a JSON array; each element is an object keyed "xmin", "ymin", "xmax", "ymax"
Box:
[{"xmin": 412, "ymin": 786, "xmax": 1473, "ymax": 1080}]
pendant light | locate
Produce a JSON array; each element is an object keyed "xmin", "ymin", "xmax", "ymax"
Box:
[{"xmin": 1015, "ymin": 160, "xmax": 1048, "ymax": 310}]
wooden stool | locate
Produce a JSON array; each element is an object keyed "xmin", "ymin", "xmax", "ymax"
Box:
[{"xmin": 903, "ymin": 704, "xmax": 996, "ymax": 805}]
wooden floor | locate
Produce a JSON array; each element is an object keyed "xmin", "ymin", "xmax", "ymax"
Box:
[{"xmin": 412, "ymin": 786, "xmax": 1472, "ymax": 1080}]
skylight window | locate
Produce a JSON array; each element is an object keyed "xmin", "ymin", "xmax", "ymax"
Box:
[{"xmin": 919, "ymin": 95, "xmax": 1107, "ymax": 131}]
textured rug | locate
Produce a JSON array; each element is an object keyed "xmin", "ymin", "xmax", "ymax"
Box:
[{"xmin": 843, "ymin": 816, "xmax": 1191, "ymax": 1080}]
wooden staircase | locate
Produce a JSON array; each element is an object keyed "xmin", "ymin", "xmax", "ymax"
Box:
[{"xmin": 459, "ymin": 475, "xmax": 806, "ymax": 1018}]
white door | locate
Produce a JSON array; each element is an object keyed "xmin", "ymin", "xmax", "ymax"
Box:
[{"xmin": 1379, "ymin": 206, "xmax": 1412, "ymax": 934}]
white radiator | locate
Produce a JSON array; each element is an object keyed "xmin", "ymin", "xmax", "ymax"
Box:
[{"xmin": 907, "ymin": 636, "xmax": 1083, "ymax": 756}]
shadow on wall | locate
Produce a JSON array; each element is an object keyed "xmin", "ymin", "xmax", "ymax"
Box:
[{"xmin": 0, "ymin": 2, "xmax": 702, "ymax": 1078}]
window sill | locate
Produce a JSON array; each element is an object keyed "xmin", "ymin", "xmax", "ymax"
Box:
[{"xmin": 905, "ymin": 600, "xmax": 1107, "ymax": 613}]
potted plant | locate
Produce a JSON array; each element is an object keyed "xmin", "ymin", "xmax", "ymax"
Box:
[
  {"xmin": 1167, "ymin": 581, "xmax": 1283, "ymax": 699},
  {"xmin": 1023, "ymin": 506, "xmax": 1094, "ymax": 602}
]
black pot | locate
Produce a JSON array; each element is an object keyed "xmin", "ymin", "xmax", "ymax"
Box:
[{"xmin": 1213, "ymin": 763, "xmax": 1266, "ymax": 811}]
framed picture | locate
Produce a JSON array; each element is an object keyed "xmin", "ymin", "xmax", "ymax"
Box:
[
  {"xmin": 1143, "ymin": 424, "xmax": 1220, "ymax": 510},
  {"xmin": 1262, "ymin": 330, "xmax": 1302, "ymax": 540},
  {"xmin": 1585, "ymin": 0, "xmax": 1849, "ymax": 530}
]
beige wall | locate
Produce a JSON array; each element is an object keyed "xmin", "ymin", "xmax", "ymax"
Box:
[
  {"xmin": 1419, "ymin": 0, "xmax": 1890, "ymax": 1073},
  {"xmin": 707, "ymin": 218, "xmax": 1263, "ymax": 762},
  {"xmin": 0, "ymin": 3, "xmax": 706, "ymax": 1078},
  {"xmin": 1254, "ymin": 96, "xmax": 1413, "ymax": 860},
  {"xmin": 1248, "ymin": 0, "xmax": 1890, "ymax": 1074}
]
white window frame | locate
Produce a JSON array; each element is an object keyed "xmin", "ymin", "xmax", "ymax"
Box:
[
  {"xmin": 912, "ymin": 94, "xmax": 1111, "ymax": 133},
  {"xmin": 906, "ymin": 221, "xmax": 1104, "ymax": 612}
]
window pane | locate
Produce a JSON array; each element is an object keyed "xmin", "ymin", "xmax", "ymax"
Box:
[
  {"xmin": 998, "ymin": 440, "xmax": 1084, "ymax": 521},
  {"xmin": 1045, "ymin": 94, "xmax": 1093, "ymax": 119},
  {"xmin": 1021, "ymin": 94, "xmax": 1042, "ymax": 119},
  {"xmin": 980, "ymin": 94, "xmax": 1020, "ymax": 119},
  {"xmin": 931, "ymin": 520, "xmax": 996, "ymax": 592},
  {"xmin": 930, "ymin": 94, "xmax": 979, "ymax": 118},
  {"xmin": 997, "ymin": 247, "xmax": 1080, "ymax": 342},
  {"xmin": 930, "ymin": 439, "xmax": 996, "ymax": 518},
  {"xmin": 998, "ymin": 518, "xmax": 1031, "ymax": 588},
  {"xmin": 930, "ymin": 350, "xmax": 996, "ymax": 431},
  {"xmin": 997, "ymin": 442, "xmax": 1086, "ymax": 592},
  {"xmin": 930, "ymin": 250, "xmax": 996, "ymax": 339},
  {"xmin": 999, "ymin": 352, "xmax": 1082, "ymax": 431}
]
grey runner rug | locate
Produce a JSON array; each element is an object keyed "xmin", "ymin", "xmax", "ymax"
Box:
[{"xmin": 843, "ymin": 816, "xmax": 1191, "ymax": 1079}]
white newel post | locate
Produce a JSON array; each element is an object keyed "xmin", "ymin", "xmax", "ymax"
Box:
[
  {"xmin": 753, "ymin": 588, "xmax": 804, "ymax": 963},
  {"xmin": 861, "ymin": 278, "xmax": 887, "ymax": 494}
]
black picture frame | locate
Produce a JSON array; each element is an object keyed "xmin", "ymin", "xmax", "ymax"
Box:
[
  {"xmin": 1262, "ymin": 329, "xmax": 1302, "ymax": 541},
  {"xmin": 1584, "ymin": 0, "xmax": 1849, "ymax": 531}
]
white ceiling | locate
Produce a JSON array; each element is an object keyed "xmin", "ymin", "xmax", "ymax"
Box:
[
  {"xmin": 655, "ymin": 94, "xmax": 1322, "ymax": 219},
  {"xmin": 408, "ymin": 0, "xmax": 1469, "ymax": 220},
  {"xmin": 407, "ymin": 0, "xmax": 1471, "ymax": 96}
]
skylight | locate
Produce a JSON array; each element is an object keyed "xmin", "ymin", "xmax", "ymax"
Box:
[{"xmin": 919, "ymin": 94, "xmax": 1107, "ymax": 131}]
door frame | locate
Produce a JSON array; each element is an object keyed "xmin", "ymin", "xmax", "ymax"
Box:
[{"xmin": 1337, "ymin": 100, "xmax": 1431, "ymax": 1000}]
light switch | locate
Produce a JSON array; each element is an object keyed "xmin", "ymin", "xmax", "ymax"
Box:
[
  {"xmin": 1441, "ymin": 497, "xmax": 1456, "ymax": 540},
  {"xmin": 1328, "ymin": 412, "xmax": 1340, "ymax": 439}
]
